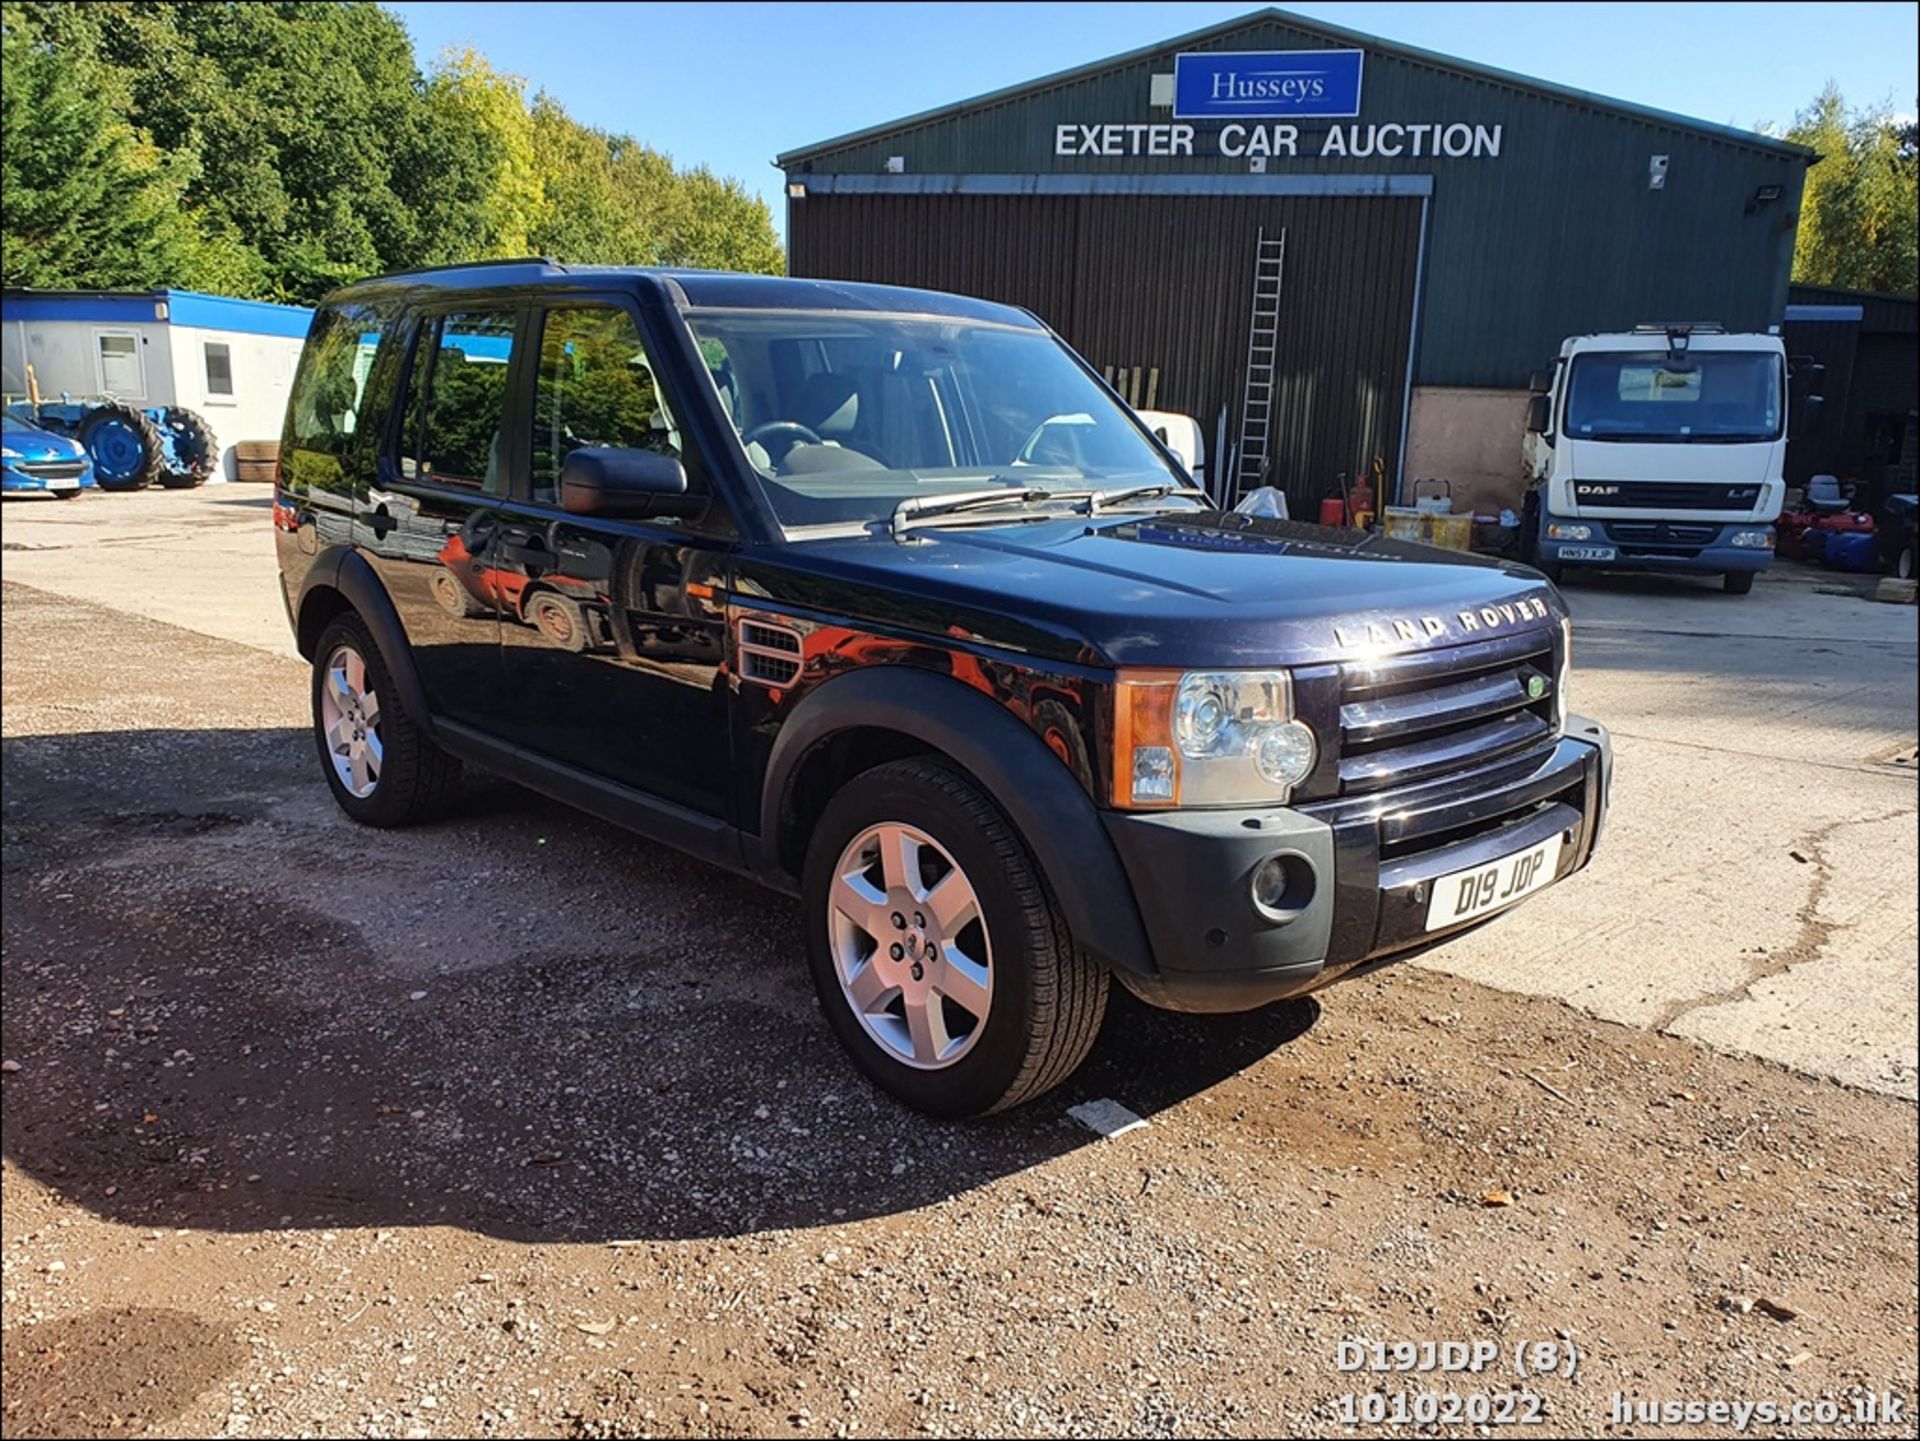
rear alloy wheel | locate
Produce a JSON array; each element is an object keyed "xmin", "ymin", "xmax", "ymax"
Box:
[
  {"xmin": 802, "ymin": 758, "xmax": 1108, "ymax": 1117},
  {"xmin": 310, "ymin": 613, "xmax": 460, "ymax": 826},
  {"xmin": 1900, "ymin": 545, "xmax": 1915, "ymax": 582}
]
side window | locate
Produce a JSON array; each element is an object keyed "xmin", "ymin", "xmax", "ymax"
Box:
[
  {"xmin": 531, "ymin": 305, "xmax": 681, "ymax": 504},
  {"xmin": 290, "ymin": 301, "xmax": 390, "ymax": 454},
  {"xmin": 399, "ymin": 308, "xmax": 520, "ymax": 490},
  {"xmin": 203, "ymin": 340, "xmax": 235, "ymax": 398},
  {"xmin": 97, "ymin": 332, "xmax": 143, "ymax": 396}
]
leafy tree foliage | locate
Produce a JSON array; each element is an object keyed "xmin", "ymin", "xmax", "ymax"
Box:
[
  {"xmin": 1, "ymin": 1, "xmax": 784, "ymax": 301},
  {"xmin": 1787, "ymin": 85, "xmax": 1918, "ymax": 297}
]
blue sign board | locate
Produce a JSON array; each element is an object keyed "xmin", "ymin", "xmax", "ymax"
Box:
[{"xmin": 1172, "ymin": 49, "xmax": 1365, "ymax": 120}]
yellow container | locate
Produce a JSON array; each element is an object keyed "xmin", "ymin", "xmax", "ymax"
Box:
[{"xmin": 1382, "ymin": 508, "xmax": 1474, "ymax": 551}]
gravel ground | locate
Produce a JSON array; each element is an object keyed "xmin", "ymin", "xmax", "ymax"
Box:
[{"xmin": 3, "ymin": 580, "xmax": 1916, "ymax": 1439}]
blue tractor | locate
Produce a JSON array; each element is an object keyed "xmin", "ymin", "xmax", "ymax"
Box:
[{"xmin": 4, "ymin": 397, "xmax": 219, "ymax": 491}]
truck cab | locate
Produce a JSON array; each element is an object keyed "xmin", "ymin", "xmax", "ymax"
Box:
[{"xmin": 1521, "ymin": 324, "xmax": 1787, "ymax": 595}]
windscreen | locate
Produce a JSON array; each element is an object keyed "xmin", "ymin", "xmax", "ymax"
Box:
[
  {"xmin": 1563, "ymin": 350, "xmax": 1783, "ymax": 442},
  {"xmin": 684, "ymin": 309, "xmax": 1179, "ymax": 528}
]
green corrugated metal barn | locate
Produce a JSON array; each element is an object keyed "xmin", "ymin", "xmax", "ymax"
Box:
[{"xmin": 777, "ymin": 6, "xmax": 1815, "ymax": 516}]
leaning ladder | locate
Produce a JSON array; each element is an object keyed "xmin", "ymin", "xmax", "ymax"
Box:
[{"xmin": 1233, "ymin": 230, "xmax": 1287, "ymax": 501}]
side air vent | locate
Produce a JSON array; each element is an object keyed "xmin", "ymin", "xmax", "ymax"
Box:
[{"xmin": 738, "ymin": 618, "xmax": 804, "ymax": 689}]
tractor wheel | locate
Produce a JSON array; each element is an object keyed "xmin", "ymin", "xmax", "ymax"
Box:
[
  {"xmin": 78, "ymin": 402, "xmax": 165, "ymax": 491},
  {"xmin": 159, "ymin": 406, "xmax": 219, "ymax": 487}
]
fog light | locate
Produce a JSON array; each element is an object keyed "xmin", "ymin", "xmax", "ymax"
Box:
[
  {"xmin": 1546, "ymin": 522, "xmax": 1592, "ymax": 542},
  {"xmin": 1730, "ymin": 528, "xmax": 1776, "ymax": 549},
  {"xmin": 1250, "ymin": 852, "xmax": 1316, "ymax": 922}
]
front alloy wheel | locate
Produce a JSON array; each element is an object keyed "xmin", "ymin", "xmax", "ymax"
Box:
[
  {"xmin": 828, "ymin": 822, "xmax": 995, "ymax": 1070},
  {"xmin": 802, "ymin": 758, "xmax": 1108, "ymax": 1117}
]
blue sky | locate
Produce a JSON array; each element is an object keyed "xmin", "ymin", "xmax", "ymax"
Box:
[{"xmin": 389, "ymin": 1, "xmax": 1919, "ymax": 237}]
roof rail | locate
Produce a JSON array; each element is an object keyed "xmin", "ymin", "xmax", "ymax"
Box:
[
  {"xmin": 1631, "ymin": 321, "xmax": 1725, "ymax": 334},
  {"xmin": 367, "ymin": 256, "xmax": 568, "ymax": 282}
]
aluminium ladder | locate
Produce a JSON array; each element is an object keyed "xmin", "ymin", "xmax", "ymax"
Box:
[{"xmin": 1233, "ymin": 230, "xmax": 1287, "ymax": 502}]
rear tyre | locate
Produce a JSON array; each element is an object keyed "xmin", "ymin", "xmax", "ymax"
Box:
[
  {"xmin": 310, "ymin": 613, "xmax": 461, "ymax": 827},
  {"xmin": 158, "ymin": 406, "xmax": 219, "ymax": 487},
  {"xmin": 78, "ymin": 403, "xmax": 164, "ymax": 490},
  {"xmin": 801, "ymin": 758, "xmax": 1109, "ymax": 1117},
  {"xmin": 1723, "ymin": 571, "xmax": 1755, "ymax": 596},
  {"xmin": 1900, "ymin": 545, "xmax": 1915, "ymax": 582}
]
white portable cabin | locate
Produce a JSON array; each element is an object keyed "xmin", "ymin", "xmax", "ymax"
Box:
[{"xmin": 1, "ymin": 288, "xmax": 314, "ymax": 480}]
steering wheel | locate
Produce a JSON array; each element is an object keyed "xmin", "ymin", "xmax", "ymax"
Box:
[{"xmin": 743, "ymin": 421, "xmax": 822, "ymax": 462}]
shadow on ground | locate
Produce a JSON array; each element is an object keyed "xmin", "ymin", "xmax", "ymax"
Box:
[{"xmin": 2, "ymin": 726, "xmax": 1320, "ymax": 1245}]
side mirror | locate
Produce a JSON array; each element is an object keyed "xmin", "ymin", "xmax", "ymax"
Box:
[
  {"xmin": 560, "ymin": 447, "xmax": 699, "ymax": 519},
  {"xmin": 1527, "ymin": 369, "xmax": 1553, "ymax": 395},
  {"xmin": 1525, "ymin": 393, "xmax": 1552, "ymax": 436}
]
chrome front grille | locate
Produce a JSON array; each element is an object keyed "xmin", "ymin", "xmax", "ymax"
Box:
[{"xmin": 1337, "ymin": 629, "xmax": 1559, "ymax": 797}]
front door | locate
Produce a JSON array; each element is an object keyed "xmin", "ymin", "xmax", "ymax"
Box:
[
  {"xmin": 358, "ymin": 304, "xmax": 529, "ymax": 729},
  {"xmin": 491, "ymin": 297, "xmax": 733, "ymax": 819}
]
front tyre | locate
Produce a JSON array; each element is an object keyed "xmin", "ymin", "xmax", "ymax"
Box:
[
  {"xmin": 801, "ymin": 758, "xmax": 1108, "ymax": 1117},
  {"xmin": 1723, "ymin": 571, "xmax": 1755, "ymax": 595},
  {"xmin": 310, "ymin": 613, "xmax": 461, "ymax": 826}
]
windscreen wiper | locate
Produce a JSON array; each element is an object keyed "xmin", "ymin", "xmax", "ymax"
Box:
[
  {"xmin": 890, "ymin": 486, "xmax": 1055, "ymax": 538},
  {"xmin": 1087, "ymin": 481, "xmax": 1210, "ymax": 513}
]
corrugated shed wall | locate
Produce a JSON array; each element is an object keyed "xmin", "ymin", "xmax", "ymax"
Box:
[
  {"xmin": 792, "ymin": 192, "xmax": 1421, "ymax": 511},
  {"xmin": 784, "ymin": 14, "xmax": 1809, "ymax": 388}
]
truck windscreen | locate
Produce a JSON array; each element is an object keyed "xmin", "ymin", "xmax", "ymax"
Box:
[{"xmin": 1563, "ymin": 351, "xmax": 1783, "ymax": 442}]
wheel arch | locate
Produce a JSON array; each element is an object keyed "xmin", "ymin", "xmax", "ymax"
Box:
[
  {"xmin": 295, "ymin": 546, "xmax": 436, "ymax": 738},
  {"xmin": 760, "ymin": 666, "xmax": 1156, "ymax": 980}
]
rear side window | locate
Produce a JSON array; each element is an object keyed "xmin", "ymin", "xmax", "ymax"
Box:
[
  {"xmin": 530, "ymin": 305, "xmax": 681, "ymax": 504},
  {"xmin": 289, "ymin": 302, "xmax": 390, "ymax": 453},
  {"xmin": 398, "ymin": 309, "xmax": 521, "ymax": 490}
]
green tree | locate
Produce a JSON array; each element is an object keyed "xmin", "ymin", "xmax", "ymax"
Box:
[
  {"xmin": 0, "ymin": 17, "xmax": 208, "ymax": 289},
  {"xmin": 1788, "ymin": 84, "xmax": 1919, "ymax": 296},
  {"xmin": 423, "ymin": 48, "xmax": 543, "ymax": 260}
]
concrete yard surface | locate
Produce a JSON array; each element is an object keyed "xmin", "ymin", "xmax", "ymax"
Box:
[{"xmin": 2, "ymin": 487, "xmax": 1916, "ymax": 1438}]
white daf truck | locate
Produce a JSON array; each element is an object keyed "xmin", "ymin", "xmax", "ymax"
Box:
[{"xmin": 1520, "ymin": 324, "xmax": 1790, "ymax": 595}]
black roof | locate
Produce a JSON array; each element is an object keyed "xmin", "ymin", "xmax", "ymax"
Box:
[{"xmin": 328, "ymin": 261, "xmax": 1037, "ymax": 325}]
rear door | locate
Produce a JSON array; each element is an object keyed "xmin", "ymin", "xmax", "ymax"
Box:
[
  {"xmin": 358, "ymin": 301, "xmax": 529, "ymax": 729},
  {"xmin": 490, "ymin": 293, "xmax": 734, "ymax": 818}
]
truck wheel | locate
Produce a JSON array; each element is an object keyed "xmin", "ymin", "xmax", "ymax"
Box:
[
  {"xmin": 311, "ymin": 613, "xmax": 461, "ymax": 827},
  {"xmin": 78, "ymin": 402, "xmax": 164, "ymax": 490},
  {"xmin": 801, "ymin": 757, "xmax": 1108, "ymax": 1117},
  {"xmin": 1723, "ymin": 572, "xmax": 1755, "ymax": 596}
]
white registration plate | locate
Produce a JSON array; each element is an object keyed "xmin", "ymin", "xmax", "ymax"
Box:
[
  {"xmin": 1425, "ymin": 835, "xmax": 1563, "ymax": 931},
  {"xmin": 1557, "ymin": 546, "xmax": 1616, "ymax": 562}
]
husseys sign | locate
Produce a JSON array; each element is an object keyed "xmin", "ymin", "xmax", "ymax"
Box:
[{"xmin": 1052, "ymin": 48, "xmax": 1505, "ymax": 162}]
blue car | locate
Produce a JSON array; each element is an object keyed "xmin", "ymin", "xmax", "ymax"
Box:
[{"xmin": 2, "ymin": 413, "xmax": 95, "ymax": 498}]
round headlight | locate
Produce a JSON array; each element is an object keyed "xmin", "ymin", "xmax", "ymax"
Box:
[
  {"xmin": 1174, "ymin": 678, "xmax": 1230, "ymax": 754},
  {"xmin": 1255, "ymin": 720, "xmax": 1317, "ymax": 786}
]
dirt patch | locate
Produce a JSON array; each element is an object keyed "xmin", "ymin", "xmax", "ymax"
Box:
[{"xmin": 1, "ymin": 1307, "xmax": 244, "ymax": 1438}]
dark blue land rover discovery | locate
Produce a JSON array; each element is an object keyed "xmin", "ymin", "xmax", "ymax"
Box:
[{"xmin": 275, "ymin": 261, "xmax": 1612, "ymax": 1117}]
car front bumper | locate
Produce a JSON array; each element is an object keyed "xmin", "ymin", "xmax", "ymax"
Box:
[
  {"xmin": 1540, "ymin": 518, "xmax": 1772, "ymax": 574},
  {"xmin": 2, "ymin": 460, "xmax": 93, "ymax": 493},
  {"xmin": 1102, "ymin": 716, "xmax": 1612, "ymax": 1013}
]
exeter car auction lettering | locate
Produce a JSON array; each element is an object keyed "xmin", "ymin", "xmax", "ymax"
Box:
[{"xmin": 1053, "ymin": 121, "xmax": 1502, "ymax": 160}]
